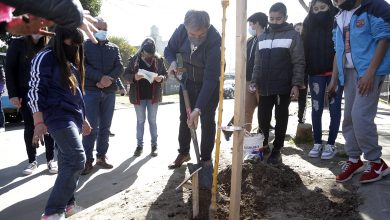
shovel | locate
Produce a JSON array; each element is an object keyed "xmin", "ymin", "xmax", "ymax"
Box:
[{"xmin": 172, "ymin": 55, "xmax": 202, "ymax": 219}]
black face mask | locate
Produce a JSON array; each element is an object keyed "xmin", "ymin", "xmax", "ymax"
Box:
[
  {"xmin": 63, "ymin": 44, "xmax": 78, "ymax": 63},
  {"xmin": 312, "ymin": 11, "xmax": 331, "ymax": 24},
  {"xmin": 269, "ymin": 22, "xmax": 287, "ymax": 31},
  {"xmin": 338, "ymin": 0, "xmax": 357, "ymax": 10}
]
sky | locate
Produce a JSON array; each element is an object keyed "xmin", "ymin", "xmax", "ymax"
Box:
[{"xmin": 100, "ymin": 0, "xmax": 390, "ymax": 72}]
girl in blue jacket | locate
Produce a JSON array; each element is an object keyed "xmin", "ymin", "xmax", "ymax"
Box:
[{"xmin": 28, "ymin": 27, "xmax": 91, "ymax": 220}]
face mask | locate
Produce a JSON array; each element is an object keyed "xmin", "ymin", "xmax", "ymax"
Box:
[
  {"xmin": 248, "ymin": 26, "xmax": 257, "ymax": 36},
  {"xmin": 63, "ymin": 44, "xmax": 78, "ymax": 63},
  {"xmin": 312, "ymin": 11, "xmax": 330, "ymax": 23},
  {"xmin": 269, "ymin": 23, "xmax": 286, "ymax": 30},
  {"xmin": 188, "ymin": 35, "xmax": 207, "ymax": 47},
  {"xmin": 31, "ymin": 34, "xmax": 43, "ymax": 41},
  {"xmin": 94, "ymin": 30, "xmax": 107, "ymax": 41},
  {"xmin": 338, "ymin": 0, "xmax": 357, "ymax": 10}
]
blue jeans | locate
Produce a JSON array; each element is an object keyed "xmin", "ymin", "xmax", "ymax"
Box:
[
  {"xmin": 134, "ymin": 100, "xmax": 158, "ymax": 146},
  {"xmin": 82, "ymin": 90, "xmax": 116, "ymax": 161},
  {"xmin": 309, "ymin": 75, "xmax": 343, "ymax": 145},
  {"xmin": 0, "ymin": 96, "xmax": 4, "ymax": 128},
  {"xmin": 45, "ymin": 123, "xmax": 86, "ymax": 215}
]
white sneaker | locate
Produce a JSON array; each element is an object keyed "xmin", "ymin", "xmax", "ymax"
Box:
[
  {"xmin": 65, "ymin": 204, "xmax": 84, "ymax": 218},
  {"xmin": 321, "ymin": 144, "xmax": 336, "ymax": 160},
  {"xmin": 47, "ymin": 160, "xmax": 58, "ymax": 174},
  {"xmin": 0, "ymin": 127, "xmax": 5, "ymax": 132},
  {"xmin": 308, "ymin": 144, "xmax": 322, "ymax": 158},
  {"xmin": 41, "ymin": 213, "xmax": 65, "ymax": 220},
  {"xmin": 22, "ymin": 161, "xmax": 38, "ymax": 175}
]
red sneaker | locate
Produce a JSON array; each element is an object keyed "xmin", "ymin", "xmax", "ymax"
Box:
[
  {"xmin": 336, "ymin": 160, "xmax": 364, "ymax": 183},
  {"xmin": 360, "ymin": 159, "xmax": 390, "ymax": 183}
]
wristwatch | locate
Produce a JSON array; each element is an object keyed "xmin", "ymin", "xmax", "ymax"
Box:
[{"xmin": 193, "ymin": 108, "xmax": 201, "ymax": 115}]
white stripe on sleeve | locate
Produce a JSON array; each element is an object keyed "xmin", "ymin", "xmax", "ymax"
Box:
[{"xmin": 28, "ymin": 50, "xmax": 51, "ymax": 113}]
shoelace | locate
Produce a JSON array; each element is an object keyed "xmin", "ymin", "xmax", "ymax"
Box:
[
  {"xmin": 313, "ymin": 145, "xmax": 322, "ymax": 151},
  {"xmin": 363, "ymin": 162, "xmax": 372, "ymax": 173},
  {"xmin": 338, "ymin": 161, "xmax": 350, "ymax": 171}
]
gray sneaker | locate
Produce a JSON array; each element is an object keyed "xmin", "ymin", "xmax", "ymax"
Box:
[
  {"xmin": 321, "ymin": 144, "xmax": 336, "ymax": 160},
  {"xmin": 23, "ymin": 161, "xmax": 38, "ymax": 175},
  {"xmin": 47, "ymin": 160, "xmax": 58, "ymax": 174}
]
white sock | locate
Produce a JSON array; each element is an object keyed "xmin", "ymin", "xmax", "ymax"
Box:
[{"xmin": 349, "ymin": 158, "xmax": 359, "ymax": 163}]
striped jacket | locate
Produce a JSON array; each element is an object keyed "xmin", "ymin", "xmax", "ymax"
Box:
[
  {"xmin": 27, "ymin": 48, "xmax": 85, "ymax": 133},
  {"xmin": 252, "ymin": 23, "xmax": 305, "ymax": 96},
  {"xmin": 333, "ymin": 0, "xmax": 390, "ymax": 86}
]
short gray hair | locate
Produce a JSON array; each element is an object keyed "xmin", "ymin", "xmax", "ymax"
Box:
[{"xmin": 184, "ymin": 10, "xmax": 210, "ymax": 31}]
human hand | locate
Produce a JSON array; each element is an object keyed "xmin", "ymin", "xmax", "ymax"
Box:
[
  {"xmin": 357, "ymin": 71, "xmax": 375, "ymax": 96},
  {"xmin": 100, "ymin": 75, "xmax": 113, "ymax": 87},
  {"xmin": 32, "ymin": 123, "xmax": 47, "ymax": 147},
  {"xmin": 10, "ymin": 97, "xmax": 22, "ymax": 109},
  {"xmin": 82, "ymin": 120, "xmax": 92, "ymax": 136},
  {"xmin": 167, "ymin": 61, "xmax": 177, "ymax": 74},
  {"xmin": 326, "ymin": 76, "xmax": 337, "ymax": 96},
  {"xmin": 154, "ymin": 75, "xmax": 164, "ymax": 83},
  {"xmin": 290, "ymin": 86, "xmax": 299, "ymax": 101},
  {"xmin": 80, "ymin": 12, "xmax": 98, "ymax": 44},
  {"xmin": 134, "ymin": 73, "xmax": 144, "ymax": 81},
  {"xmin": 187, "ymin": 110, "xmax": 200, "ymax": 129},
  {"xmin": 248, "ymin": 82, "xmax": 257, "ymax": 93},
  {"xmin": 6, "ymin": 15, "xmax": 55, "ymax": 36}
]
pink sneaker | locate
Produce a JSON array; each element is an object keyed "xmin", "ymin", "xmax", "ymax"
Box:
[
  {"xmin": 360, "ymin": 159, "xmax": 390, "ymax": 183},
  {"xmin": 65, "ymin": 204, "xmax": 84, "ymax": 218}
]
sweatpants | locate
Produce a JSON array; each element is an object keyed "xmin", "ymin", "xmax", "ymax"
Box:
[{"xmin": 342, "ymin": 68, "xmax": 384, "ymax": 161}]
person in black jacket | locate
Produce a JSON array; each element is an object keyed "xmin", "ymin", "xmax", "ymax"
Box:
[
  {"xmin": 123, "ymin": 38, "xmax": 167, "ymax": 157},
  {"xmin": 5, "ymin": 35, "xmax": 57, "ymax": 175},
  {"xmin": 303, "ymin": 0, "xmax": 342, "ymax": 160},
  {"xmin": 251, "ymin": 3, "xmax": 305, "ymax": 165},
  {"xmin": 222, "ymin": 12, "xmax": 268, "ymax": 141},
  {"xmin": 81, "ymin": 17, "xmax": 124, "ymax": 175},
  {"xmin": 28, "ymin": 26, "xmax": 91, "ymax": 220}
]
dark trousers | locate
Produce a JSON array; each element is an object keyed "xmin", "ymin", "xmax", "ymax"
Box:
[
  {"xmin": 178, "ymin": 82, "xmax": 219, "ymax": 161},
  {"xmin": 21, "ymin": 97, "xmax": 54, "ymax": 163},
  {"xmin": 258, "ymin": 94, "xmax": 291, "ymax": 151}
]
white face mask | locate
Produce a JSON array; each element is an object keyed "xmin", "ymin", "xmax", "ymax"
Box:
[
  {"xmin": 31, "ymin": 34, "xmax": 43, "ymax": 41},
  {"xmin": 247, "ymin": 26, "xmax": 257, "ymax": 36}
]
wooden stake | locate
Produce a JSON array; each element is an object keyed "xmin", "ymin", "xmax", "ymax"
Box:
[
  {"xmin": 229, "ymin": 0, "xmax": 246, "ymax": 219},
  {"xmin": 192, "ymin": 172, "xmax": 199, "ymax": 218}
]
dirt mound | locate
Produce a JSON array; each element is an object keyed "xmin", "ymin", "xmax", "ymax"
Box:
[{"xmin": 216, "ymin": 163, "xmax": 361, "ymax": 219}]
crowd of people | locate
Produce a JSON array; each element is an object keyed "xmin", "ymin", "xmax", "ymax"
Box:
[{"xmin": 0, "ymin": 0, "xmax": 390, "ymax": 219}]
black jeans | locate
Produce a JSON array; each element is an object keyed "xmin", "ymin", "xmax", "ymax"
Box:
[
  {"xmin": 178, "ymin": 81, "xmax": 219, "ymax": 161},
  {"xmin": 21, "ymin": 96, "xmax": 54, "ymax": 163},
  {"xmin": 258, "ymin": 94, "xmax": 291, "ymax": 151}
]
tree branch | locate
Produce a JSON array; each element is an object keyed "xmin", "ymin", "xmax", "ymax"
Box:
[{"xmin": 298, "ymin": 0, "xmax": 310, "ymax": 13}]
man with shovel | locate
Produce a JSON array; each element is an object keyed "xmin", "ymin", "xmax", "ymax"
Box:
[{"xmin": 164, "ymin": 10, "xmax": 221, "ymax": 190}]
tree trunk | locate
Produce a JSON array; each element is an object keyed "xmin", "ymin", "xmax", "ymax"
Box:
[{"xmin": 299, "ymin": 0, "xmax": 310, "ymax": 13}]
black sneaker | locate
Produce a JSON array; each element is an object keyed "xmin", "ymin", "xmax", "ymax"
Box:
[
  {"xmin": 267, "ymin": 149, "xmax": 282, "ymax": 165},
  {"xmin": 133, "ymin": 146, "xmax": 143, "ymax": 157},
  {"xmin": 151, "ymin": 145, "xmax": 158, "ymax": 157}
]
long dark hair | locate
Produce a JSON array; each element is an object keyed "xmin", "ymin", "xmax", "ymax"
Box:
[
  {"xmin": 25, "ymin": 35, "xmax": 49, "ymax": 61},
  {"xmin": 51, "ymin": 27, "xmax": 85, "ymax": 94}
]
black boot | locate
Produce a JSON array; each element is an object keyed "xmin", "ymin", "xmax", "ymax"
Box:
[
  {"xmin": 133, "ymin": 145, "xmax": 143, "ymax": 157},
  {"xmin": 151, "ymin": 145, "xmax": 158, "ymax": 157},
  {"xmin": 267, "ymin": 149, "xmax": 282, "ymax": 165}
]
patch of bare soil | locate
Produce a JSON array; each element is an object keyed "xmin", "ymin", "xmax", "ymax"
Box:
[{"xmin": 215, "ymin": 162, "xmax": 361, "ymax": 220}]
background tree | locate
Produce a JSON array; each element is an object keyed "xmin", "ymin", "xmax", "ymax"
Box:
[
  {"xmin": 80, "ymin": 0, "xmax": 102, "ymax": 17},
  {"xmin": 108, "ymin": 36, "xmax": 137, "ymax": 66}
]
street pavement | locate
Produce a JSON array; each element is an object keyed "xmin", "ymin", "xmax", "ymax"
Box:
[{"xmin": 0, "ymin": 95, "xmax": 389, "ymax": 220}]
